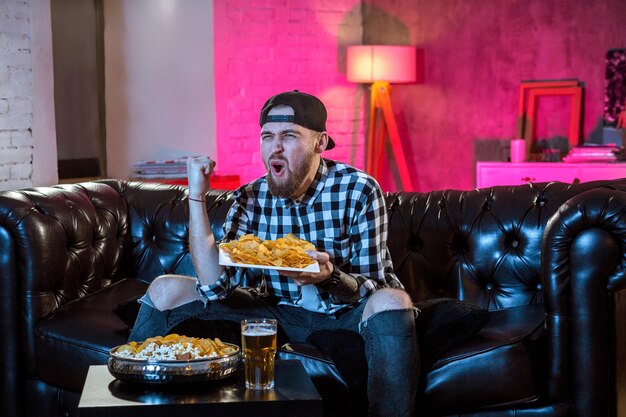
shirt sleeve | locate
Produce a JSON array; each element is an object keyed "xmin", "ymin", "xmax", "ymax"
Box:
[
  {"xmin": 342, "ymin": 179, "xmax": 403, "ymax": 302},
  {"xmin": 196, "ymin": 189, "xmax": 251, "ymax": 300}
]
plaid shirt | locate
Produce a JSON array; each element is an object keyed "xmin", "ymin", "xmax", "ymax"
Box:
[{"xmin": 197, "ymin": 158, "xmax": 403, "ymax": 315}]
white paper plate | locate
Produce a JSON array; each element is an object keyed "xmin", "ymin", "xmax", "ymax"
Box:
[{"xmin": 218, "ymin": 248, "xmax": 320, "ymax": 273}]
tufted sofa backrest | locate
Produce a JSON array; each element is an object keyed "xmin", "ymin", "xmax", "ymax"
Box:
[
  {"xmin": 0, "ymin": 182, "xmax": 128, "ymax": 373},
  {"xmin": 385, "ymin": 179, "xmax": 626, "ymax": 310},
  {"xmin": 100, "ymin": 180, "xmax": 235, "ymax": 282}
]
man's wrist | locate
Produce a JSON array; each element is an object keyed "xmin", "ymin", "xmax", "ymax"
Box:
[
  {"xmin": 317, "ymin": 263, "xmax": 342, "ymax": 291},
  {"xmin": 188, "ymin": 191, "xmax": 207, "ymax": 201},
  {"xmin": 316, "ymin": 264, "xmax": 359, "ymax": 303}
]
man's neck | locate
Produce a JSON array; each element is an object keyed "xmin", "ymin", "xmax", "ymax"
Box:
[{"xmin": 290, "ymin": 157, "xmax": 321, "ymax": 200}]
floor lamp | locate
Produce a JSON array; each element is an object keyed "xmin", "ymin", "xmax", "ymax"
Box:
[{"xmin": 347, "ymin": 45, "xmax": 417, "ymax": 191}]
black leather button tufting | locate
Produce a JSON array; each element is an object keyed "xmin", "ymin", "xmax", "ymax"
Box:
[
  {"xmin": 536, "ymin": 198, "xmax": 546, "ymax": 207},
  {"xmin": 486, "ymin": 283, "xmax": 494, "ymax": 290},
  {"xmin": 408, "ymin": 236, "xmax": 421, "ymax": 251},
  {"xmin": 387, "ymin": 196, "xmax": 399, "ymax": 209},
  {"xmin": 484, "ymin": 197, "xmax": 493, "ymax": 210},
  {"xmin": 511, "ymin": 240, "xmax": 519, "ymax": 248},
  {"xmin": 537, "ymin": 284, "xmax": 542, "ymax": 290},
  {"xmin": 452, "ymin": 234, "xmax": 466, "ymax": 252}
]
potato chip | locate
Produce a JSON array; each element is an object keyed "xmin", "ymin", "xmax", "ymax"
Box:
[
  {"xmin": 219, "ymin": 233, "xmax": 316, "ymax": 269},
  {"xmin": 113, "ymin": 334, "xmax": 238, "ymax": 360}
]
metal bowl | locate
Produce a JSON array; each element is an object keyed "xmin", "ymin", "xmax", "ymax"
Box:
[{"xmin": 107, "ymin": 343, "xmax": 241, "ymax": 384}]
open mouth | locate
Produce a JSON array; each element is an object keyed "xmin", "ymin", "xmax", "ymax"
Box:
[{"xmin": 270, "ymin": 159, "xmax": 287, "ymax": 176}]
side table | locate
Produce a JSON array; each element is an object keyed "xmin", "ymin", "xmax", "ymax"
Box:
[
  {"xmin": 78, "ymin": 360, "xmax": 322, "ymax": 417},
  {"xmin": 476, "ymin": 161, "xmax": 626, "ymax": 188}
]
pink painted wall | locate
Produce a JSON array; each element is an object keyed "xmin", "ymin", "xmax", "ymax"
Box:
[
  {"xmin": 214, "ymin": 0, "xmax": 626, "ymax": 191},
  {"xmin": 213, "ymin": 0, "xmax": 365, "ymax": 184}
]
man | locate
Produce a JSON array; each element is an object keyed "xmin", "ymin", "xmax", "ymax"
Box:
[{"xmin": 130, "ymin": 91, "xmax": 419, "ymax": 417}]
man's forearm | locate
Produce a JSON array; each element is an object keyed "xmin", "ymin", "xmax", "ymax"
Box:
[{"xmin": 188, "ymin": 198, "xmax": 224, "ymax": 287}]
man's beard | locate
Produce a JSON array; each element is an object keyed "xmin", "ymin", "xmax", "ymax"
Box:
[{"xmin": 266, "ymin": 152, "xmax": 315, "ymax": 198}]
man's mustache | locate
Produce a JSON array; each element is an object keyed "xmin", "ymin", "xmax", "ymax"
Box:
[{"xmin": 269, "ymin": 154, "xmax": 288, "ymax": 163}]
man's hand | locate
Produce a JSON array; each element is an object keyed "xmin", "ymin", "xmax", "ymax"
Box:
[
  {"xmin": 187, "ymin": 156, "xmax": 216, "ymax": 199},
  {"xmin": 281, "ymin": 250, "xmax": 333, "ymax": 285}
]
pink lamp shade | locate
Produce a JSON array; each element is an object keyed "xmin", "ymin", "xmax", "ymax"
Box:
[{"xmin": 346, "ymin": 45, "xmax": 417, "ymax": 83}]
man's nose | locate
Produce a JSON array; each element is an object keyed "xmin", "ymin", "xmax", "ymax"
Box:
[{"xmin": 271, "ymin": 138, "xmax": 284, "ymax": 153}]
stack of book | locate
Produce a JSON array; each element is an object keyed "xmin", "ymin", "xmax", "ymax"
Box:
[
  {"xmin": 562, "ymin": 145, "xmax": 620, "ymax": 163},
  {"xmin": 130, "ymin": 157, "xmax": 241, "ymax": 190},
  {"xmin": 131, "ymin": 157, "xmax": 192, "ymax": 179}
]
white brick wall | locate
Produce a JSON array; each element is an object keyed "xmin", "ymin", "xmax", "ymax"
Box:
[{"xmin": 0, "ymin": 0, "xmax": 34, "ymax": 191}]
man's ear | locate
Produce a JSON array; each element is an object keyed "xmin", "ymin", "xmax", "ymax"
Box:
[{"xmin": 315, "ymin": 132, "xmax": 330, "ymax": 153}]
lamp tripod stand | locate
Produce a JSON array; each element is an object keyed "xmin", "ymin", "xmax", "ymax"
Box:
[{"xmin": 365, "ymin": 81, "xmax": 414, "ymax": 191}]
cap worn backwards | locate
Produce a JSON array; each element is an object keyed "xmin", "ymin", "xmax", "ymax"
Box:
[{"xmin": 259, "ymin": 90, "xmax": 335, "ymax": 150}]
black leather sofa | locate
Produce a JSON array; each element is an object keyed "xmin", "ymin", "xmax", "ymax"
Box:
[{"xmin": 2, "ymin": 178, "xmax": 626, "ymax": 417}]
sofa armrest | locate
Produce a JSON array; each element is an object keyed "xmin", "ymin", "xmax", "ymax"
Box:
[
  {"xmin": 0, "ymin": 182, "xmax": 129, "ymax": 417},
  {"xmin": 542, "ymin": 188, "xmax": 626, "ymax": 416},
  {"xmin": 0, "ymin": 225, "xmax": 20, "ymax": 417}
]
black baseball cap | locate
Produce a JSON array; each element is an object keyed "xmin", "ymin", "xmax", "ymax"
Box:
[{"xmin": 259, "ymin": 90, "xmax": 335, "ymax": 150}]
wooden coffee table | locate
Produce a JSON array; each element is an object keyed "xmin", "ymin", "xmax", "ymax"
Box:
[{"xmin": 78, "ymin": 360, "xmax": 322, "ymax": 417}]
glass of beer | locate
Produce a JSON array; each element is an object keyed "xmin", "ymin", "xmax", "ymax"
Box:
[{"xmin": 240, "ymin": 318, "xmax": 277, "ymax": 390}]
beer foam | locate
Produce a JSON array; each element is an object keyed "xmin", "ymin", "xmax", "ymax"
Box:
[{"xmin": 242, "ymin": 327, "xmax": 276, "ymax": 336}]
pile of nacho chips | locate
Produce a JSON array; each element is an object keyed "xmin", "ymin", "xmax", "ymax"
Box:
[
  {"xmin": 220, "ymin": 233, "xmax": 315, "ymax": 268},
  {"xmin": 113, "ymin": 334, "xmax": 237, "ymax": 361}
]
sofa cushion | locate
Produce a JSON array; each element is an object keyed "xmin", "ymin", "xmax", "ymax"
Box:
[
  {"xmin": 112, "ymin": 295, "xmax": 142, "ymax": 328},
  {"xmin": 421, "ymin": 303, "xmax": 546, "ymax": 414},
  {"xmin": 414, "ymin": 298, "xmax": 491, "ymax": 368},
  {"xmin": 35, "ymin": 279, "xmax": 149, "ymax": 391}
]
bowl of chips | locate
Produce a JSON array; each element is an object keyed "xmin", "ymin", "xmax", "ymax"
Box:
[
  {"xmin": 219, "ymin": 233, "xmax": 320, "ymax": 272},
  {"xmin": 108, "ymin": 334, "xmax": 240, "ymax": 384}
]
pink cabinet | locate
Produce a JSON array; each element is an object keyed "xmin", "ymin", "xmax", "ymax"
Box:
[{"xmin": 476, "ymin": 162, "xmax": 626, "ymax": 188}]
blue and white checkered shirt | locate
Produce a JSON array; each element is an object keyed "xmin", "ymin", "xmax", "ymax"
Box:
[{"xmin": 197, "ymin": 158, "xmax": 403, "ymax": 315}]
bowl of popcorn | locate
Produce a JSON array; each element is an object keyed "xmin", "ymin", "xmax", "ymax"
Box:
[{"xmin": 108, "ymin": 334, "xmax": 240, "ymax": 384}]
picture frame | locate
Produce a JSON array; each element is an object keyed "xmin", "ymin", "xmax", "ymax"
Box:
[{"xmin": 516, "ymin": 79, "xmax": 583, "ymax": 161}]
